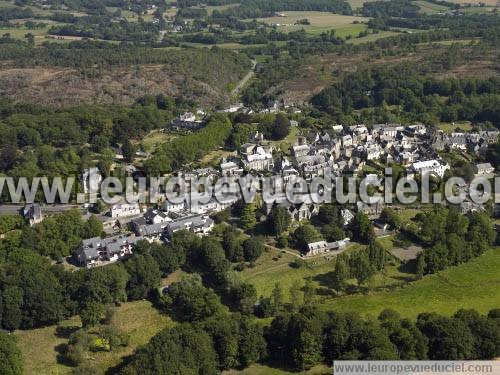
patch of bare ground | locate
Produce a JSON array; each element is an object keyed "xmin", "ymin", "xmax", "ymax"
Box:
[
  {"xmin": 0, "ymin": 64, "xmax": 228, "ymax": 107},
  {"xmin": 437, "ymin": 59, "xmax": 499, "ymax": 79}
]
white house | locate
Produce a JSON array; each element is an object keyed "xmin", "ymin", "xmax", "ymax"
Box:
[
  {"xmin": 366, "ymin": 144, "xmax": 383, "ymax": 161},
  {"xmin": 167, "ymin": 215, "xmax": 214, "ymax": 237},
  {"xmin": 474, "ymin": 162, "xmax": 495, "ymax": 177},
  {"xmin": 220, "ymin": 160, "xmax": 242, "ymax": 177},
  {"xmin": 408, "ymin": 160, "xmax": 450, "ymax": 178},
  {"xmin": 110, "ymin": 202, "xmax": 141, "ymax": 218},
  {"xmin": 342, "ymin": 135, "xmax": 353, "ymax": 147},
  {"xmin": 179, "ymin": 112, "xmax": 196, "ymax": 122},
  {"xmin": 144, "ymin": 209, "xmax": 171, "ymax": 224},
  {"xmin": 222, "ymin": 103, "xmax": 244, "ymax": 113},
  {"xmin": 75, "ymin": 234, "xmax": 142, "ymax": 267},
  {"xmin": 22, "ymin": 204, "xmax": 43, "ymax": 226},
  {"xmin": 305, "ymin": 238, "xmax": 350, "ymax": 257},
  {"xmin": 241, "ymin": 144, "xmax": 274, "ymax": 171}
]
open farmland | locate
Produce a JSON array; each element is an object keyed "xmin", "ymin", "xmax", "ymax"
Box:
[
  {"xmin": 257, "ymin": 11, "xmax": 369, "ymax": 37},
  {"xmin": 0, "ymin": 23, "xmax": 66, "ymax": 45},
  {"xmin": 415, "ymin": 0, "xmax": 451, "ymax": 14}
]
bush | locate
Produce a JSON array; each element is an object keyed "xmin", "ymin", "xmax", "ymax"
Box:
[{"xmin": 276, "ymin": 234, "xmax": 289, "ymax": 248}]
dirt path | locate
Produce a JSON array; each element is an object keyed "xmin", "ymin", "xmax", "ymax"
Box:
[{"xmin": 231, "ymin": 59, "xmax": 256, "ymax": 97}]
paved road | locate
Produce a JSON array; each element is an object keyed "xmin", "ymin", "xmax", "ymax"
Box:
[
  {"xmin": 0, "ymin": 204, "xmax": 82, "ymax": 216},
  {"xmin": 231, "ymin": 59, "xmax": 256, "ymax": 97}
]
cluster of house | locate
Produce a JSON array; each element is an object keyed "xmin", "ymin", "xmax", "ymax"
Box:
[
  {"xmin": 432, "ymin": 130, "xmax": 499, "ymax": 154},
  {"xmin": 75, "ymin": 214, "xmax": 216, "ymax": 268},
  {"xmin": 220, "ymin": 100, "xmax": 302, "ymax": 115},
  {"xmin": 72, "ymin": 122, "xmax": 497, "ymax": 266},
  {"xmin": 76, "ymin": 200, "xmax": 216, "ymax": 267},
  {"xmin": 219, "ymin": 124, "xmax": 456, "ymax": 182}
]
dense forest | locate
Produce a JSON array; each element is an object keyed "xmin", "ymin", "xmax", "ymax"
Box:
[
  {"xmin": 211, "ymin": 0, "xmax": 353, "ymax": 19},
  {"xmin": 0, "ymin": 38, "xmax": 251, "ymax": 72},
  {"xmin": 0, "ymin": 97, "xmax": 175, "ymax": 179},
  {"xmin": 143, "ymin": 113, "xmax": 233, "ymax": 174},
  {"xmin": 48, "ymin": 16, "xmax": 160, "ymax": 42},
  {"xmin": 312, "ymin": 60, "xmax": 500, "ymax": 126}
]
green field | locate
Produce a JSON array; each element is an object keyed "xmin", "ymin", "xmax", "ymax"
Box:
[
  {"xmin": 438, "ymin": 121, "xmax": 473, "ymax": 133},
  {"xmin": 194, "ymin": 3, "xmax": 240, "ymax": 15},
  {"xmin": 323, "ymin": 248, "xmax": 500, "ymax": 319},
  {"xmin": 257, "ymin": 12, "xmax": 369, "ymax": 37},
  {"xmin": 15, "ymin": 300, "xmax": 172, "ymax": 375},
  {"xmin": 0, "ymin": 0, "xmax": 13, "ymax": 7},
  {"xmin": 415, "ymin": 0, "xmax": 451, "ymax": 14},
  {"xmin": 461, "ymin": 5, "xmax": 497, "ymax": 14},
  {"xmin": 0, "ymin": 24, "xmax": 61, "ymax": 45}
]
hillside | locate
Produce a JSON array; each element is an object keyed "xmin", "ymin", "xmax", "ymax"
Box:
[{"xmin": 0, "ymin": 45, "xmax": 252, "ymax": 107}]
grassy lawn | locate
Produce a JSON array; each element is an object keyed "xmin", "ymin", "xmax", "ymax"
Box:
[
  {"xmin": 0, "ymin": 0, "xmax": 14, "ymax": 7},
  {"xmin": 269, "ymin": 126, "xmax": 300, "ymax": 154},
  {"xmin": 421, "ymin": 39, "xmax": 476, "ymax": 46},
  {"xmin": 438, "ymin": 121, "xmax": 473, "ymax": 134},
  {"xmin": 397, "ymin": 208, "xmax": 421, "ymax": 224},
  {"xmin": 306, "ymin": 22, "xmax": 367, "ymax": 37},
  {"xmin": 140, "ymin": 130, "xmax": 176, "ymax": 153},
  {"xmin": 461, "ymin": 6, "xmax": 496, "ymax": 14},
  {"xmin": 15, "ymin": 300, "xmax": 172, "ymax": 375},
  {"xmin": 241, "ymin": 243, "xmax": 364, "ymax": 299},
  {"xmin": 0, "ymin": 24, "xmax": 59, "ymax": 45},
  {"xmin": 193, "ymin": 3, "xmax": 240, "ymax": 15},
  {"xmin": 321, "ymin": 247, "xmax": 500, "ymax": 319},
  {"xmin": 255, "ymin": 54, "xmax": 272, "ymax": 64}
]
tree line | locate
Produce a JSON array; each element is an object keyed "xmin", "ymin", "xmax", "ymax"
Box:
[
  {"xmin": 413, "ymin": 208, "xmax": 496, "ymax": 277},
  {"xmin": 212, "ymin": 0, "xmax": 352, "ymax": 20},
  {"xmin": 143, "ymin": 113, "xmax": 233, "ymax": 175},
  {"xmin": 121, "ymin": 306, "xmax": 500, "ymax": 373},
  {"xmin": 0, "ymin": 39, "xmax": 251, "ymax": 73}
]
